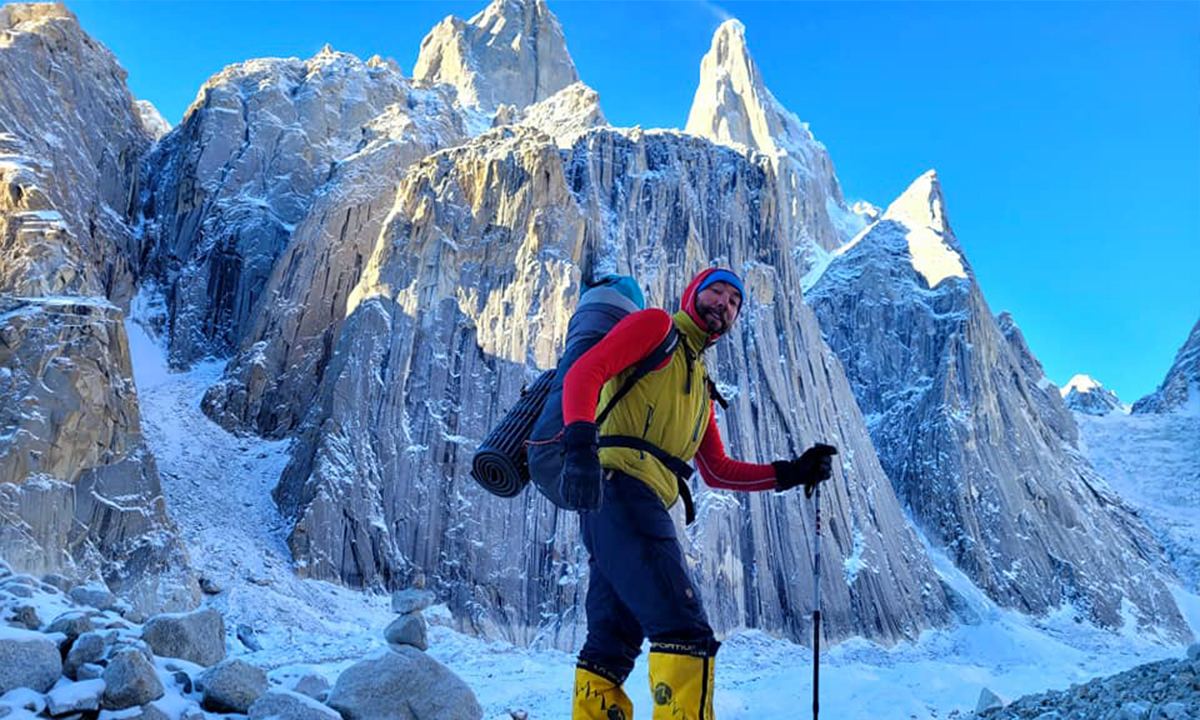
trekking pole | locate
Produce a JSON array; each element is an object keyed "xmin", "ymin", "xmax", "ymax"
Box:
[{"xmin": 812, "ymin": 476, "xmax": 821, "ymax": 720}]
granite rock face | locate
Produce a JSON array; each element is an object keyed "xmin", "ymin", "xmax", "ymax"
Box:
[
  {"xmin": 196, "ymin": 79, "xmax": 465, "ymax": 437},
  {"xmin": 0, "ymin": 297, "xmax": 198, "ymax": 614},
  {"xmin": 274, "ymin": 123, "xmax": 949, "ymax": 648},
  {"xmin": 1133, "ymin": 318, "xmax": 1200, "ymax": 415},
  {"xmin": 807, "ymin": 171, "xmax": 1189, "ymax": 641},
  {"xmin": 685, "ymin": 20, "xmax": 864, "ymax": 273},
  {"xmin": 0, "ymin": 3, "xmax": 151, "ymax": 305},
  {"xmin": 414, "ymin": 0, "xmax": 579, "ymax": 116},
  {"xmin": 139, "ymin": 46, "xmax": 458, "ymax": 367}
]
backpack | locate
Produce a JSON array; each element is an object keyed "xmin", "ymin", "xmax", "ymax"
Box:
[{"xmin": 470, "ymin": 275, "xmax": 678, "ymax": 506}]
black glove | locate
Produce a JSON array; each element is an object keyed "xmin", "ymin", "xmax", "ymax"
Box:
[
  {"xmin": 773, "ymin": 443, "xmax": 838, "ymax": 497},
  {"xmin": 559, "ymin": 421, "xmax": 603, "ymax": 511}
]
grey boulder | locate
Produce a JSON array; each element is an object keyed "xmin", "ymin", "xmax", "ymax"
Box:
[
  {"xmin": 64, "ymin": 630, "xmax": 109, "ymax": 679},
  {"xmin": 46, "ymin": 678, "xmax": 105, "ymax": 715},
  {"xmin": 249, "ymin": 690, "xmax": 341, "ymax": 720},
  {"xmin": 976, "ymin": 687, "xmax": 1004, "ymax": 713},
  {"xmin": 102, "ymin": 647, "xmax": 165, "ymax": 710},
  {"xmin": 69, "ymin": 584, "xmax": 117, "ymax": 611},
  {"xmin": 384, "ymin": 613, "xmax": 428, "ymax": 651},
  {"xmin": 141, "ymin": 608, "xmax": 225, "ymax": 666},
  {"xmin": 0, "ymin": 626, "xmax": 63, "ymax": 693},
  {"xmin": 198, "ymin": 658, "xmax": 268, "ymax": 714},
  {"xmin": 327, "ymin": 646, "xmax": 481, "ymax": 720},
  {"xmin": 390, "ymin": 589, "xmax": 435, "ymax": 615}
]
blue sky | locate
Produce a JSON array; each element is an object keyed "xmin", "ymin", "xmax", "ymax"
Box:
[{"xmin": 68, "ymin": 1, "xmax": 1199, "ymax": 402}]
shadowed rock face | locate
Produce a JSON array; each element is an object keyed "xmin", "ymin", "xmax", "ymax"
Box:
[
  {"xmin": 807, "ymin": 171, "xmax": 1190, "ymax": 642},
  {"xmin": 0, "ymin": 297, "xmax": 198, "ymax": 614},
  {"xmin": 1133, "ymin": 318, "xmax": 1200, "ymax": 415},
  {"xmin": 273, "ymin": 123, "xmax": 949, "ymax": 649},
  {"xmin": 0, "ymin": 4, "xmax": 151, "ymax": 305},
  {"xmin": 139, "ymin": 48, "xmax": 459, "ymax": 368}
]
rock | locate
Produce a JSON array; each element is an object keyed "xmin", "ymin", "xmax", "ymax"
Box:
[
  {"xmin": 11, "ymin": 604, "xmax": 41, "ymax": 630},
  {"xmin": 0, "ymin": 625, "xmax": 63, "ymax": 694},
  {"xmin": 976, "ymin": 687, "xmax": 1004, "ymax": 713},
  {"xmin": 248, "ymin": 690, "xmax": 341, "ymax": 720},
  {"xmin": 121, "ymin": 703, "xmax": 171, "ymax": 720},
  {"xmin": 0, "ymin": 583, "xmax": 32, "ymax": 599},
  {"xmin": 179, "ymin": 704, "xmax": 205, "ymax": 720},
  {"xmin": 0, "ymin": 687, "xmax": 45, "ymax": 715},
  {"xmin": 198, "ymin": 659, "xmax": 268, "ymax": 714},
  {"xmin": 141, "ymin": 608, "xmax": 225, "ymax": 666},
  {"xmin": 46, "ymin": 612, "xmax": 95, "ymax": 642},
  {"xmin": 198, "ymin": 577, "xmax": 221, "ymax": 595},
  {"xmin": 46, "ymin": 678, "xmax": 104, "ymax": 716},
  {"xmin": 1188, "ymin": 643, "xmax": 1200, "ymax": 662},
  {"xmin": 102, "ymin": 647, "xmax": 165, "ymax": 710},
  {"xmin": 110, "ymin": 637, "xmax": 155, "ymax": 664},
  {"xmin": 75, "ymin": 663, "xmax": 104, "ymax": 681},
  {"xmin": 1158, "ymin": 701, "xmax": 1188, "ymax": 720},
  {"xmin": 327, "ymin": 646, "xmax": 482, "ymax": 720},
  {"xmin": 390, "ymin": 589, "xmax": 435, "ymax": 615},
  {"xmin": 0, "ymin": 704, "xmax": 8, "ymax": 718},
  {"xmin": 172, "ymin": 671, "xmax": 193, "ymax": 694},
  {"xmin": 236, "ymin": 624, "xmax": 262, "ymax": 652},
  {"xmin": 69, "ymin": 584, "xmax": 117, "ymax": 611},
  {"xmin": 384, "ymin": 613, "xmax": 428, "ymax": 651},
  {"xmin": 1119, "ymin": 702, "xmax": 1150, "ymax": 720},
  {"xmin": 286, "ymin": 673, "xmax": 330, "ymax": 702},
  {"xmin": 41, "ymin": 574, "xmax": 72, "ymax": 593},
  {"xmin": 413, "ymin": 0, "xmax": 579, "ymax": 113},
  {"xmin": 64, "ymin": 631, "xmax": 108, "ymax": 679}
]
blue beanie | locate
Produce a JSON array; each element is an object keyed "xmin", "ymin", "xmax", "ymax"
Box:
[{"xmin": 696, "ymin": 268, "xmax": 745, "ymax": 302}]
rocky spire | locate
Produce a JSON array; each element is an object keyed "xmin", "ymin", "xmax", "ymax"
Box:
[
  {"xmin": 1133, "ymin": 318, "xmax": 1200, "ymax": 414},
  {"xmin": 685, "ymin": 19, "xmax": 860, "ymax": 257},
  {"xmin": 685, "ymin": 19, "xmax": 810, "ymax": 156},
  {"xmin": 413, "ymin": 0, "xmax": 579, "ymax": 114},
  {"xmin": 1062, "ymin": 374, "xmax": 1123, "ymax": 416},
  {"xmin": 806, "ymin": 172, "xmax": 1190, "ymax": 641}
]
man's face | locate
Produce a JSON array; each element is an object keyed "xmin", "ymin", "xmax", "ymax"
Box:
[{"xmin": 694, "ymin": 281, "xmax": 742, "ymax": 336}]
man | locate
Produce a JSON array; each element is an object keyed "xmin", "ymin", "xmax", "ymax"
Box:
[{"xmin": 560, "ymin": 267, "xmax": 837, "ymax": 720}]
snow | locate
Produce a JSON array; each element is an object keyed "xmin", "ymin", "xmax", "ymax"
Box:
[
  {"xmin": 1061, "ymin": 373, "xmax": 1102, "ymax": 397},
  {"xmin": 104, "ymin": 304, "xmax": 1200, "ymax": 719}
]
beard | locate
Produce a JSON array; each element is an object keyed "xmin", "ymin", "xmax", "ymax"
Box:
[{"xmin": 696, "ymin": 299, "xmax": 730, "ymax": 335}]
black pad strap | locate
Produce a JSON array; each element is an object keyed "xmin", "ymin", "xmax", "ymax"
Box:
[{"xmin": 598, "ymin": 435, "xmax": 696, "ymax": 525}]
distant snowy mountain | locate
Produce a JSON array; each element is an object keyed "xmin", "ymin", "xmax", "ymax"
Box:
[{"xmin": 1061, "ymin": 374, "xmax": 1124, "ymax": 416}]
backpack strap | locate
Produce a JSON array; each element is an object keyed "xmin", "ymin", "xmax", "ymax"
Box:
[
  {"xmin": 594, "ymin": 327, "xmax": 679, "ymax": 426},
  {"xmin": 597, "ymin": 436, "xmax": 696, "ymax": 525}
]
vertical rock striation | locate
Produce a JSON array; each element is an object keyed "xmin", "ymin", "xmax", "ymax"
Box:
[
  {"xmin": 274, "ymin": 124, "xmax": 949, "ymax": 648},
  {"xmin": 807, "ymin": 171, "xmax": 1189, "ymax": 641}
]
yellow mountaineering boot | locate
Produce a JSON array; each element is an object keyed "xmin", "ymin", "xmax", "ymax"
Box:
[
  {"xmin": 572, "ymin": 663, "xmax": 634, "ymax": 720},
  {"xmin": 647, "ymin": 641, "xmax": 717, "ymax": 720}
]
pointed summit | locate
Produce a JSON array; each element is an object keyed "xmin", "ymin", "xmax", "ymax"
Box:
[
  {"xmin": 1062, "ymin": 374, "xmax": 1123, "ymax": 416},
  {"xmin": 685, "ymin": 18, "xmax": 811, "ymax": 155},
  {"xmin": 879, "ymin": 170, "xmax": 967, "ymax": 289},
  {"xmin": 414, "ymin": 0, "xmax": 579, "ymax": 114}
]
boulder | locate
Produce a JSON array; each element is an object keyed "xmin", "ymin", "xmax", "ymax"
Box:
[
  {"xmin": 46, "ymin": 612, "xmax": 95, "ymax": 642},
  {"xmin": 198, "ymin": 659, "xmax": 268, "ymax": 714},
  {"xmin": 41, "ymin": 574, "xmax": 72, "ymax": 593},
  {"xmin": 45, "ymin": 678, "xmax": 104, "ymax": 716},
  {"xmin": 249, "ymin": 690, "xmax": 341, "ymax": 720},
  {"xmin": 285, "ymin": 673, "xmax": 330, "ymax": 702},
  {"xmin": 975, "ymin": 687, "xmax": 1004, "ymax": 714},
  {"xmin": 11, "ymin": 605, "xmax": 40, "ymax": 630},
  {"xmin": 141, "ymin": 608, "xmax": 225, "ymax": 666},
  {"xmin": 102, "ymin": 647, "xmax": 165, "ymax": 710},
  {"xmin": 0, "ymin": 625, "xmax": 63, "ymax": 694},
  {"xmin": 390, "ymin": 589, "xmax": 435, "ymax": 615},
  {"xmin": 384, "ymin": 613, "xmax": 428, "ymax": 651},
  {"xmin": 327, "ymin": 646, "xmax": 481, "ymax": 720},
  {"xmin": 64, "ymin": 631, "xmax": 108, "ymax": 679},
  {"xmin": 69, "ymin": 584, "xmax": 117, "ymax": 611},
  {"xmin": 75, "ymin": 663, "xmax": 104, "ymax": 681}
]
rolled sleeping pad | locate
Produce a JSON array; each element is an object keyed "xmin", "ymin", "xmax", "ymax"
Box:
[{"xmin": 470, "ymin": 369, "xmax": 556, "ymax": 497}]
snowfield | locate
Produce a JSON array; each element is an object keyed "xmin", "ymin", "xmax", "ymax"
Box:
[{"xmin": 125, "ymin": 305, "xmax": 1198, "ymax": 719}]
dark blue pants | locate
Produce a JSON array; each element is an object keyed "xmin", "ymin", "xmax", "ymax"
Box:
[{"xmin": 578, "ymin": 470, "xmax": 715, "ymax": 683}]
